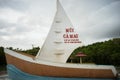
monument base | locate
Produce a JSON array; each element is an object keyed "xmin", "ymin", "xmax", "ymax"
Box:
[{"xmin": 7, "ymin": 64, "xmax": 115, "ymax": 80}]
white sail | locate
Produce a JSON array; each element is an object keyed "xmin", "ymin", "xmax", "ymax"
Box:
[{"xmin": 36, "ymin": 0, "xmax": 83, "ymax": 63}]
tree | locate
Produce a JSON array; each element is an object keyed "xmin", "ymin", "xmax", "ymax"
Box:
[
  {"xmin": 22, "ymin": 47, "xmax": 40, "ymax": 56},
  {"xmin": 0, "ymin": 47, "xmax": 6, "ymax": 65},
  {"xmin": 67, "ymin": 38, "xmax": 120, "ymax": 66}
]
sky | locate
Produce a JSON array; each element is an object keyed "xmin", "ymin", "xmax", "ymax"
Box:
[{"xmin": 0, "ymin": 0, "xmax": 120, "ymax": 49}]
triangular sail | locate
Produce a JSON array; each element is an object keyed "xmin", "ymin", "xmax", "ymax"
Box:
[{"xmin": 35, "ymin": 0, "xmax": 83, "ymax": 63}]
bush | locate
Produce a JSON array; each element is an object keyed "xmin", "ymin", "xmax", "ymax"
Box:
[{"xmin": 0, "ymin": 47, "xmax": 6, "ymax": 65}]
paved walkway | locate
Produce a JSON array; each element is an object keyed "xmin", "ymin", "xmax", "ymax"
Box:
[{"xmin": 0, "ymin": 75, "xmax": 10, "ymax": 80}]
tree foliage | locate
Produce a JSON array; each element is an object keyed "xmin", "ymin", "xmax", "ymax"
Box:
[
  {"xmin": 0, "ymin": 47, "xmax": 6, "ymax": 65},
  {"xmin": 21, "ymin": 47, "xmax": 40, "ymax": 56},
  {"xmin": 67, "ymin": 38, "xmax": 120, "ymax": 66}
]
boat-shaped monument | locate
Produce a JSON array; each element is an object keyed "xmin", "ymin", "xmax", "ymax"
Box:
[{"xmin": 4, "ymin": 0, "xmax": 118, "ymax": 80}]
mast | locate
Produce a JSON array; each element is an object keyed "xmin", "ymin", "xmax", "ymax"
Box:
[
  {"xmin": 57, "ymin": 0, "xmax": 59, "ymax": 10},
  {"xmin": 57, "ymin": 0, "xmax": 60, "ymax": 11}
]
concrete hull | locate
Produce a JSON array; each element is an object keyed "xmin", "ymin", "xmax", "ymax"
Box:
[
  {"xmin": 7, "ymin": 64, "xmax": 117, "ymax": 80},
  {"xmin": 5, "ymin": 53, "xmax": 117, "ymax": 79}
]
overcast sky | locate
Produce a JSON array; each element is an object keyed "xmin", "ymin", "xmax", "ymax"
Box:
[{"xmin": 0, "ymin": 0, "xmax": 120, "ymax": 49}]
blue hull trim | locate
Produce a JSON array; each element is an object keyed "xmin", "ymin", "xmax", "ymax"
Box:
[{"xmin": 7, "ymin": 64, "xmax": 117, "ymax": 80}]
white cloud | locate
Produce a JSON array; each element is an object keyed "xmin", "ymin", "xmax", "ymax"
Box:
[
  {"xmin": 0, "ymin": 8, "xmax": 24, "ymax": 23},
  {"xmin": 0, "ymin": 0, "xmax": 120, "ymax": 49},
  {"xmin": 0, "ymin": 1, "xmax": 52, "ymax": 49}
]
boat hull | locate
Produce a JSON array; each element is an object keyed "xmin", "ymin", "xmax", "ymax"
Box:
[
  {"xmin": 5, "ymin": 53, "xmax": 116, "ymax": 79},
  {"xmin": 7, "ymin": 64, "xmax": 116, "ymax": 80}
]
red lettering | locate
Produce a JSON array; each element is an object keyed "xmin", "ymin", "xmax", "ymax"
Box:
[{"xmin": 66, "ymin": 28, "xmax": 74, "ymax": 33}]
